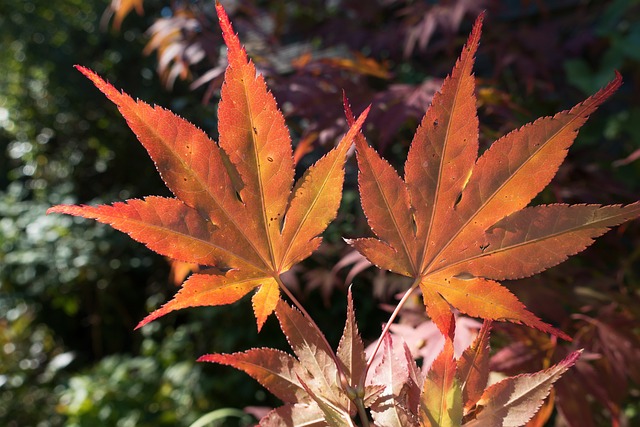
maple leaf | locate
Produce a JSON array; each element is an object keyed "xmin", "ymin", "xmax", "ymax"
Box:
[
  {"xmin": 367, "ymin": 334, "xmax": 421, "ymax": 427},
  {"xmin": 420, "ymin": 338, "xmax": 463, "ymax": 427},
  {"xmin": 336, "ymin": 286, "xmax": 367, "ymax": 415},
  {"xmin": 347, "ymin": 12, "xmax": 640, "ymax": 340},
  {"xmin": 200, "ymin": 292, "xmax": 575, "ymax": 427},
  {"xmin": 199, "ymin": 293, "xmax": 370, "ymax": 426},
  {"xmin": 456, "ymin": 320, "xmax": 491, "ymax": 412},
  {"xmin": 361, "ymin": 317, "xmax": 578, "ymax": 427},
  {"xmin": 462, "ymin": 351, "xmax": 581, "ymax": 427},
  {"xmin": 413, "ymin": 324, "xmax": 579, "ymax": 427},
  {"xmin": 47, "ymin": 3, "xmax": 369, "ymax": 331}
]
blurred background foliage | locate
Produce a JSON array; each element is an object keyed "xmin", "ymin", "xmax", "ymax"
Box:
[{"xmin": 0, "ymin": 0, "xmax": 638, "ymax": 426}]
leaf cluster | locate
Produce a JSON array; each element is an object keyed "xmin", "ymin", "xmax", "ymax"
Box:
[
  {"xmin": 47, "ymin": 3, "xmax": 640, "ymax": 426},
  {"xmin": 203, "ymin": 293, "xmax": 581, "ymax": 427}
]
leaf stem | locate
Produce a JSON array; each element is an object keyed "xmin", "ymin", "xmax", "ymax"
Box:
[
  {"xmin": 274, "ymin": 274, "xmax": 348, "ymax": 381},
  {"xmin": 355, "ymin": 397, "xmax": 370, "ymax": 427},
  {"xmin": 363, "ymin": 278, "xmax": 421, "ymax": 381}
]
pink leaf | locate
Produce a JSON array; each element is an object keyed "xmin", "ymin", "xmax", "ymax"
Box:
[{"xmin": 464, "ymin": 351, "xmax": 581, "ymax": 427}]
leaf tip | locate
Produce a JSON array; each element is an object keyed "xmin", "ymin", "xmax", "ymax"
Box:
[
  {"xmin": 343, "ymin": 91, "xmax": 355, "ymax": 125},
  {"xmin": 577, "ymin": 70, "xmax": 624, "ymax": 113},
  {"xmin": 563, "ymin": 349, "xmax": 583, "ymax": 366},
  {"xmin": 74, "ymin": 64, "xmax": 130, "ymax": 107},
  {"xmin": 550, "ymin": 326, "xmax": 572, "ymax": 342},
  {"xmin": 517, "ymin": 311, "xmax": 572, "ymax": 342},
  {"xmin": 254, "ymin": 313, "xmax": 267, "ymax": 333},
  {"xmin": 215, "ymin": 1, "xmax": 228, "ymax": 25},
  {"xmin": 465, "ymin": 10, "xmax": 485, "ymax": 53},
  {"xmin": 74, "ymin": 65, "xmax": 101, "ymax": 85},
  {"xmin": 216, "ymin": 1, "xmax": 246, "ymax": 64},
  {"xmin": 613, "ymin": 69, "xmax": 623, "ymax": 82},
  {"xmin": 45, "ymin": 204, "xmax": 87, "ymax": 218},
  {"xmin": 196, "ymin": 353, "xmax": 218, "ymax": 363},
  {"xmin": 360, "ymin": 104, "xmax": 372, "ymax": 120},
  {"xmin": 46, "ymin": 205, "xmax": 62, "ymax": 215},
  {"xmin": 251, "ymin": 280, "xmax": 280, "ymax": 333},
  {"xmin": 476, "ymin": 10, "xmax": 487, "ymax": 24},
  {"xmin": 605, "ymin": 70, "xmax": 624, "ymax": 98},
  {"xmin": 134, "ymin": 300, "xmax": 176, "ymax": 330},
  {"xmin": 526, "ymin": 318, "xmax": 572, "ymax": 342},
  {"xmin": 601, "ymin": 69, "xmax": 623, "ymax": 96},
  {"xmin": 134, "ymin": 315, "xmax": 155, "ymax": 331}
]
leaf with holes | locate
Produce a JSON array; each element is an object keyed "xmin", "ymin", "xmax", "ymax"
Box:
[
  {"xmin": 47, "ymin": 3, "xmax": 369, "ymax": 331},
  {"xmin": 347, "ymin": 11, "xmax": 639, "ymax": 341}
]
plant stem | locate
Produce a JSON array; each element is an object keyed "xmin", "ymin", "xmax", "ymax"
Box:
[
  {"xmin": 362, "ymin": 278, "xmax": 421, "ymax": 381},
  {"xmin": 275, "ymin": 274, "xmax": 315, "ymax": 325},
  {"xmin": 355, "ymin": 397, "xmax": 370, "ymax": 427},
  {"xmin": 274, "ymin": 274, "xmax": 348, "ymax": 381}
]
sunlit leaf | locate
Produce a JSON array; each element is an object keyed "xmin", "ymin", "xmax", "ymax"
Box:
[
  {"xmin": 463, "ymin": 351, "xmax": 581, "ymax": 427},
  {"xmin": 349, "ymin": 11, "xmax": 636, "ymax": 341},
  {"xmin": 48, "ymin": 3, "xmax": 369, "ymax": 331}
]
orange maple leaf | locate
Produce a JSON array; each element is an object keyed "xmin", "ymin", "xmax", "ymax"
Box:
[
  {"xmin": 348, "ymin": 13, "xmax": 640, "ymax": 340},
  {"xmin": 48, "ymin": 4, "xmax": 369, "ymax": 331}
]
